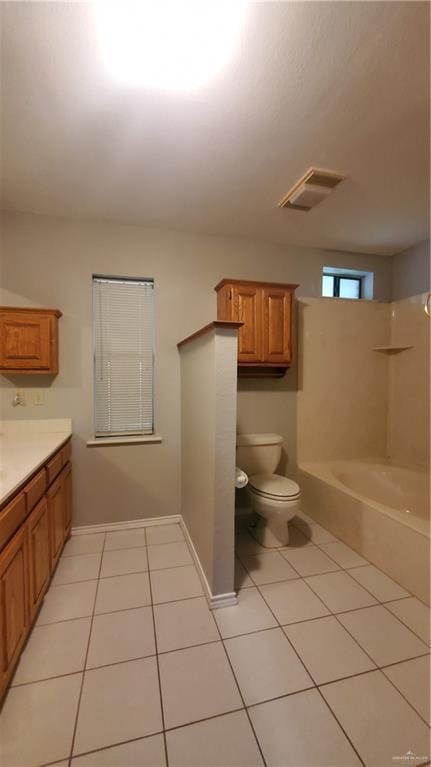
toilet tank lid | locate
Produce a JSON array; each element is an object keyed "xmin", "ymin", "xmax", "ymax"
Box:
[{"xmin": 236, "ymin": 433, "xmax": 283, "ymax": 447}]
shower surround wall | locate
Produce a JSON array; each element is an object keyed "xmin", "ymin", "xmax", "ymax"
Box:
[{"xmin": 297, "ymin": 290, "xmax": 430, "ymax": 468}]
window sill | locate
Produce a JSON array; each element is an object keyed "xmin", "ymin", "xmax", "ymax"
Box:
[{"xmin": 86, "ymin": 434, "xmax": 163, "ymax": 447}]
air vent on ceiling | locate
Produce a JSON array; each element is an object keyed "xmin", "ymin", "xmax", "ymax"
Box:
[{"xmin": 279, "ymin": 168, "xmax": 346, "ymax": 211}]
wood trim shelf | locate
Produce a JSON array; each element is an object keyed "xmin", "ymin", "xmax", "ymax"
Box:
[
  {"xmin": 177, "ymin": 321, "xmax": 243, "ymax": 349},
  {"xmin": 214, "ymin": 278, "xmax": 299, "ymax": 292}
]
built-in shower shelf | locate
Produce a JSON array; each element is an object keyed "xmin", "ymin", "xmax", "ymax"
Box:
[{"xmin": 372, "ymin": 345, "xmax": 414, "ymax": 353}]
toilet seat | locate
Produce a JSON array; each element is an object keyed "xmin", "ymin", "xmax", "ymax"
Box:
[{"xmin": 248, "ymin": 473, "xmax": 301, "ymax": 501}]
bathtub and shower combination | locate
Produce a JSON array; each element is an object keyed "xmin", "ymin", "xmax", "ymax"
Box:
[{"xmin": 298, "ymin": 459, "xmax": 430, "ymax": 604}]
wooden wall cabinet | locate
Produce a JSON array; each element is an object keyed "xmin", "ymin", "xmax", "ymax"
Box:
[
  {"xmin": 0, "ymin": 439, "xmax": 72, "ymax": 698},
  {"xmin": 0, "ymin": 307, "xmax": 62, "ymax": 375},
  {"xmin": 215, "ymin": 279, "xmax": 298, "ymax": 377}
]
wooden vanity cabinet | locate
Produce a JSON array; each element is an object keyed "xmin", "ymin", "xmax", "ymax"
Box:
[
  {"xmin": 0, "ymin": 438, "xmax": 72, "ymax": 699},
  {"xmin": 215, "ymin": 279, "xmax": 298, "ymax": 376},
  {"xmin": 0, "ymin": 307, "xmax": 62, "ymax": 375},
  {"xmin": 0, "ymin": 527, "xmax": 29, "ymax": 692}
]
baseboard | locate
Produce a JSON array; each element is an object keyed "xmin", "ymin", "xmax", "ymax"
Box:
[
  {"xmin": 72, "ymin": 514, "xmax": 182, "ymax": 535},
  {"xmin": 71, "ymin": 513, "xmax": 238, "ymax": 609},
  {"xmin": 179, "ymin": 518, "xmax": 238, "ymax": 610}
]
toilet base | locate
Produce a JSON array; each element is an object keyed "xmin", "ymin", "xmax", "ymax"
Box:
[{"xmin": 250, "ymin": 515, "xmax": 290, "ymax": 548}]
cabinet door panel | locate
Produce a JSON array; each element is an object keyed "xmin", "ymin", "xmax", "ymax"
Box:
[
  {"xmin": 232, "ymin": 285, "xmax": 262, "ymax": 362},
  {"xmin": 0, "ymin": 528, "xmax": 28, "ymax": 686},
  {"xmin": 0, "ymin": 314, "xmax": 51, "ymax": 370},
  {"xmin": 27, "ymin": 498, "xmax": 51, "ymax": 618},
  {"xmin": 64, "ymin": 465, "xmax": 72, "ymax": 536},
  {"xmin": 48, "ymin": 472, "xmax": 66, "ymax": 566},
  {"xmin": 262, "ymin": 288, "xmax": 293, "ymax": 364}
]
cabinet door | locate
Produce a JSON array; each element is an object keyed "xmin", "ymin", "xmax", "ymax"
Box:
[
  {"xmin": 47, "ymin": 469, "xmax": 67, "ymax": 567},
  {"xmin": 64, "ymin": 464, "xmax": 72, "ymax": 537},
  {"xmin": 0, "ymin": 312, "xmax": 52, "ymax": 370},
  {"xmin": 0, "ymin": 527, "xmax": 29, "ymax": 692},
  {"xmin": 27, "ymin": 497, "xmax": 51, "ymax": 619},
  {"xmin": 262, "ymin": 287, "xmax": 293, "ymax": 364},
  {"xmin": 231, "ymin": 284, "xmax": 262, "ymax": 362}
]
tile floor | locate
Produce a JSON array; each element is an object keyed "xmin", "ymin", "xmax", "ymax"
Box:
[{"xmin": 0, "ymin": 515, "xmax": 430, "ymax": 767}]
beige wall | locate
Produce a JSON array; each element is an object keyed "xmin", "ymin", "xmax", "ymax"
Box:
[
  {"xmin": 387, "ymin": 293, "xmax": 430, "ymax": 468},
  {"xmin": 297, "ymin": 297, "xmax": 391, "ymax": 462},
  {"xmin": 0, "ymin": 211, "xmax": 392, "ymax": 526},
  {"xmin": 180, "ymin": 326, "xmax": 238, "ymax": 597}
]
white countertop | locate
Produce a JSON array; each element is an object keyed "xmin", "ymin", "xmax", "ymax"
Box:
[{"xmin": 0, "ymin": 419, "xmax": 72, "ymax": 507}]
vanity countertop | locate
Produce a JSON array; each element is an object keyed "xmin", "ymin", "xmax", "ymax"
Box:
[{"xmin": 0, "ymin": 419, "xmax": 72, "ymax": 507}]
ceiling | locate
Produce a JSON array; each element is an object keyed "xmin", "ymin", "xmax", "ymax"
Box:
[{"xmin": 1, "ymin": 2, "xmax": 429, "ymax": 255}]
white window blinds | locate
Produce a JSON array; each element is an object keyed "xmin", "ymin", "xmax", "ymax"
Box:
[{"xmin": 93, "ymin": 276, "xmax": 154, "ymax": 437}]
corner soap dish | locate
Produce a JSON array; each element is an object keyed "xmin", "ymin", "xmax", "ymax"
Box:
[{"xmin": 371, "ymin": 345, "xmax": 414, "ymax": 353}]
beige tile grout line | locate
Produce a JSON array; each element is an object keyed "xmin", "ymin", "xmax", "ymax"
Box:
[
  {"xmin": 248, "ymin": 571, "xmax": 368, "ymax": 767},
  {"xmin": 145, "ymin": 527, "xmax": 171, "ymax": 767},
  {"xmin": 67, "ymin": 531, "xmax": 107, "ymax": 767}
]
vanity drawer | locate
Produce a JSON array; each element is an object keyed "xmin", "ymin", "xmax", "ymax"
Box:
[
  {"xmin": 25, "ymin": 470, "xmax": 47, "ymax": 513},
  {"xmin": 0, "ymin": 493, "xmax": 26, "ymax": 551},
  {"xmin": 46, "ymin": 451, "xmax": 63, "ymax": 485},
  {"xmin": 61, "ymin": 440, "xmax": 72, "ymax": 466}
]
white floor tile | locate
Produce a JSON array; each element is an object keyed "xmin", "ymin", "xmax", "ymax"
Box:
[
  {"xmin": 321, "ymin": 670, "xmax": 430, "ymax": 767},
  {"xmin": 72, "ymin": 734, "xmax": 166, "ymax": 767},
  {"xmin": 166, "ymin": 710, "xmax": 264, "ymax": 767},
  {"xmin": 74, "ymin": 657, "xmax": 162, "ymax": 755},
  {"xmin": 87, "ymin": 607, "xmax": 155, "ymax": 668},
  {"xmin": 12, "ymin": 618, "xmax": 91, "ymax": 685},
  {"xmin": 235, "ymin": 532, "xmax": 270, "ymax": 556},
  {"xmin": 281, "ymin": 546, "xmax": 340, "ymax": 576},
  {"xmin": 52, "ymin": 553, "xmax": 101, "ymax": 585},
  {"xmin": 154, "ymin": 597, "xmax": 219, "ymax": 653},
  {"xmin": 319, "ymin": 541, "xmax": 368, "ymax": 569},
  {"xmin": 284, "ymin": 615, "xmax": 376, "ymax": 684},
  {"xmin": 225, "ymin": 627, "xmax": 312, "ymax": 705},
  {"xmin": 338, "ymin": 605, "xmax": 429, "ymax": 667},
  {"xmin": 94, "ymin": 572, "xmax": 151, "ymax": 614},
  {"xmin": 235, "ymin": 557, "xmax": 254, "ymax": 589},
  {"xmin": 104, "ymin": 528, "xmax": 147, "ymax": 551},
  {"xmin": 146, "ymin": 524, "xmax": 184, "ymax": 545},
  {"xmin": 159, "ymin": 642, "xmax": 242, "ymax": 729},
  {"xmin": 239, "ymin": 551, "xmax": 298, "ymax": 585},
  {"xmin": 100, "ymin": 547, "xmax": 148, "ymax": 578},
  {"xmin": 150, "ymin": 565, "xmax": 203, "ymax": 604},
  {"xmin": 386, "ymin": 597, "xmax": 431, "ymax": 645},
  {"xmin": 259, "ymin": 579, "xmax": 330, "ymax": 625},
  {"xmin": 63, "ymin": 534, "xmax": 105, "ymax": 557},
  {"xmin": 383, "ymin": 656, "xmax": 430, "ymax": 724},
  {"xmin": 293, "ymin": 519, "xmax": 338, "ymax": 544},
  {"xmin": 249, "ymin": 688, "xmax": 361, "ymax": 767},
  {"xmin": 287, "ymin": 525, "xmax": 315, "ymax": 548},
  {"xmin": 213, "ymin": 587, "xmax": 277, "ymax": 639},
  {"xmin": 148, "ymin": 541, "xmax": 193, "ymax": 570},
  {"xmin": 0, "ymin": 673, "xmax": 82, "ymax": 767},
  {"xmin": 305, "ymin": 571, "xmax": 378, "ymax": 613},
  {"xmin": 36, "ymin": 581, "xmax": 97, "ymax": 625},
  {"xmin": 348, "ymin": 565, "xmax": 409, "ymax": 602}
]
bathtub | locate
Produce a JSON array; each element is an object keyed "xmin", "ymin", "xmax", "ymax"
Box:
[{"xmin": 298, "ymin": 459, "xmax": 430, "ymax": 604}]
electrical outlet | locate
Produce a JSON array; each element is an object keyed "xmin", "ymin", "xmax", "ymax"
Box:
[
  {"xmin": 12, "ymin": 389, "xmax": 25, "ymax": 407},
  {"xmin": 34, "ymin": 391, "xmax": 44, "ymax": 406}
]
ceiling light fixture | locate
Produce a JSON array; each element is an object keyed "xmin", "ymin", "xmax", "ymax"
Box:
[{"xmin": 93, "ymin": 1, "xmax": 247, "ymax": 91}]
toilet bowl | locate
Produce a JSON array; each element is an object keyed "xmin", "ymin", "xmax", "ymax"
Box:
[{"xmin": 236, "ymin": 433, "xmax": 301, "ymax": 548}]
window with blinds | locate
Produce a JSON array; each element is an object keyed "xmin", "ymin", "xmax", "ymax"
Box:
[{"xmin": 93, "ymin": 276, "xmax": 154, "ymax": 437}]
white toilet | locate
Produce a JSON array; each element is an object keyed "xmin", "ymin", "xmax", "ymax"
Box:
[{"xmin": 236, "ymin": 433, "xmax": 301, "ymax": 547}]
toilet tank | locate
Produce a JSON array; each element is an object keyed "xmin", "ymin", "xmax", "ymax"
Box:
[{"xmin": 236, "ymin": 433, "xmax": 283, "ymax": 476}]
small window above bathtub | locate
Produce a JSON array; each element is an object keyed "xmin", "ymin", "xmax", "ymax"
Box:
[{"xmin": 322, "ymin": 267, "xmax": 374, "ymax": 300}]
